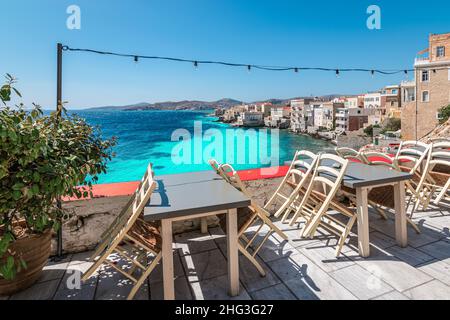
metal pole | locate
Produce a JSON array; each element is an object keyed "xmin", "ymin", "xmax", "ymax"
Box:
[{"xmin": 56, "ymin": 43, "xmax": 63, "ymax": 258}]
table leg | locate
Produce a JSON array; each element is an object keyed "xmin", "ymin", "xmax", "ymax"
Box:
[
  {"xmin": 226, "ymin": 208, "xmax": 239, "ymax": 296},
  {"xmin": 161, "ymin": 219, "xmax": 175, "ymax": 300},
  {"xmin": 356, "ymin": 187, "xmax": 370, "ymax": 257},
  {"xmin": 394, "ymin": 181, "xmax": 407, "ymax": 247},
  {"xmin": 200, "ymin": 217, "xmax": 208, "ymax": 234}
]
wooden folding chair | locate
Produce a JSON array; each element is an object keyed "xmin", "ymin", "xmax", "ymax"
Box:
[
  {"xmin": 335, "ymin": 147, "xmax": 366, "ymax": 163},
  {"xmin": 420, "ymin": 141, "xmax": 450, "ymax": 208},
  {"xmin": 361, "ymin": 150, "xmax": 421, "ymax": 233},
  {"xmin": 393, "ymin": 141, "xmax": 432, "ymax": 216},
  {"xmin": 264, "ymin": 150, "xmax": 318, "ymax": 223},
  {"xmin": 289, "ymin": 153, "xmax": 355, "ymax": 256},
  {"xmin": 82, "ymin": 164, "xmax": 161, "ymax": 300},
  {"xmin": 217, "ymin": 163, "xmax": 288, "ymax": 276}
]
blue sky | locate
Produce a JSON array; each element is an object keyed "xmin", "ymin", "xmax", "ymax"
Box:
[{"xmin": 1, "ymin": 0, "xmax": 449, "ymax": 109}]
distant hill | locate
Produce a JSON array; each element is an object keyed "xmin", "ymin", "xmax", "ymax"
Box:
[
  {"xmin": 86, "ymin": 98, "xmax": 243, "ymax": 111},
  {"xmin": 85, "ymin": 95, "xmax": 347, "ymax": 111}
]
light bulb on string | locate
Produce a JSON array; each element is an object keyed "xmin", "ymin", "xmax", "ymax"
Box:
[
  {"xmin": 134, "ymin": 56, "xmax": 139, "ymax": 64},
  {"xmin": 194, "ymin": 61, "xmax": 198, "ymax": 69},
  {"xmin": 294, "ymin": 67, "xmax": 299, "ymax": 73},
  {"xmin": 335, "ymin": 69, "xmax": 340, "ymax": 78},
  {"xmin": 371, "ymin": 70, "xmax": 375, "ymax": 78},
  {"xmin": 247, "ymin": 65, "xmax": 251, "ymax": 72}
]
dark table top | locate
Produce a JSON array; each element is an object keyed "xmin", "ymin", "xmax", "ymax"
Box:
[
  {"xmin": 143, "ymin": 170, "xmax": 251, "ymax": 221},
  {"xmin": 285, "ymin": 159, "xmax": 414, "ymax": 188},
  {"xmin": 342, "ymin": 161, "xmax": 413, "ymax": 188}
]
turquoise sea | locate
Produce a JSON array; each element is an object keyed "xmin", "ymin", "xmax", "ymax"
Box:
[{"xmin": 72, "ymin": 109, "xmax": 334, "ymax": 184}]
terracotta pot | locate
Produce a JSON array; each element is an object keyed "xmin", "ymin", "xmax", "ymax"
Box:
[{"xmin": 0, "ymin": 228, "xmax": 52, "ymax": 296}]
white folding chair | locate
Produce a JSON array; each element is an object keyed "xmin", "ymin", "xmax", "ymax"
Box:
[
  {"xmin": 393, "ymin": 140, "xmax": 432, "ymax": 215},
  {"xmin": 82, "ymin": 164, "xmax": 161, "ymax": 300},
  {"xmin": 217, "ymin": 163, "xmax": 288, "ymax": 276},
  {"xmin": 264, "ymin": 150, "xmax": 318, "ymax": 223},
  {"xmin": 421, "ymin": 141, "xmax": 450, "ymax": 208},
  {"xmin": 335, "ymin": 147, "xmax": 366, "ymax": 163},
  {"xmin": 362, "ymin": 150, "xmax": 421, "ymax": 233},
  {"xmin": 289, "ymin": 154, "xmax": 355, "ymax": 256}
]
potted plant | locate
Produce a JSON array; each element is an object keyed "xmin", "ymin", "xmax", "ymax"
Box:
[{"xmin": 0, "ymin": 74, "xmax": 116, "ymax": 295}]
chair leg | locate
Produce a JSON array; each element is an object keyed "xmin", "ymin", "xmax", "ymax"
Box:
[
  {"xmin": 335, "ymin": 215, "xmax": 357, "ymax": 257},
  {"xmin": 433, "ymin": 180, "xmax": 450, "ymax": 205},
  {"xmin": 238, "ymin": 244, "xmax": 266, "ymax": 277},
  {"xmin": 407, "ymin": 217, "xmax": 421, "ymax": 234},
  {"xmin": 368, "ymin": 201, "xmax": 388, "ymax": 220},
  {"xmin": 127, "ymin": 253, "xmax": 162, "ymax": 300},
  {"xmin": 270, "ymin": 222, "xmax": 289, "ymax": 241}
]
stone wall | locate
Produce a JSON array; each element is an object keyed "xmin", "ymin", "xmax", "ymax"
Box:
[
  {"xmin": 336, "ymin": 131, "xmax": 372, "ymax": 150},
  {"xmin": 51, "ymin": 195, "xmax": 220, "ymax": 255}
]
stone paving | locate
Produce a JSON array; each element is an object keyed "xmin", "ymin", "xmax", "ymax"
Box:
[{"xmin": 2, "ymin": 203, "xmax": 449, "ymax": 300}]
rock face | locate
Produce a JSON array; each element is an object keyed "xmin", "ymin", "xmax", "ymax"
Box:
[{"xmin": 420, "ymin": 119, "xmax": 450, "ymax": 142}]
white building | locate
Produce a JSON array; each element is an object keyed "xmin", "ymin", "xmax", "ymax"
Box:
[
  {"xmin": 237, "ymin": 111, "xmax": 264, "ymax": 127},
  {"xmin": 363, "ymin": 92, "xmax": 381, "ymax": 109}
]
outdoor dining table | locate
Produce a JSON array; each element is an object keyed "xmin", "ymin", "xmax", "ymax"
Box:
[
  {"xmin": 287, "ymin": 158, "xmax": 414, "ymax": 257},
  {"xmin": 143, "ymin": 170, "xmax": 251, "ymax": 300},
  {"xmin": 340, "ymin": 161, "xmax": 414, "ymax": 257}
]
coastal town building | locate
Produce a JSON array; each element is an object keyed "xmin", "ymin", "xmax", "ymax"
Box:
[
  {"xmin": 236, "ymin": 111, "xmax": 264, "ymax": 127},
  {"xmin": 266, "ymin": 105, "xmax": 291, "ymax": 128},
  {"xmin": 335, "ymin": 107, "xmax": 372, "ymax": 132},
  {"xmin": 381, "ymin": 85, "xmax": 402, "ymax": 118},
  {"xmin": 290, "ymin": 98, "xmax": 314, "ymax": 133},
  {"xmin": 402, "ymin": 32, "xmax": 450, "ymax": 140},
  {"xmin": 363, "ymin": 92, "xmax": 382, "ymax": 109}
]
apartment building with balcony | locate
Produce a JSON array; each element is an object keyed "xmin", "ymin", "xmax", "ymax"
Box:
[
  {"xmin": 335, "ymin": 107, "xmax": 373, "ymax": 132},
  {"xmin": 401, "ymin": 32, "xmax": 450, "ymax": 140},
  {"xmin": 290, "ymin": 98, "xmax": 314, "ymax": 133},
  {"xmin": 381, "ymin": 85, "xmax": 402, "ymax": 118}
]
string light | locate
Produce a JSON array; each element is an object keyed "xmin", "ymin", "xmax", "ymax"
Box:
[{"xmin": 61, "ymin": 45, "xmax": 426, "ymax": 75}]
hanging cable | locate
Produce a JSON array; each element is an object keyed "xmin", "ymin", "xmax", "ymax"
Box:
[{"xmin": 62, "ymin": 45, "xmax": 430, "ymax": 75}]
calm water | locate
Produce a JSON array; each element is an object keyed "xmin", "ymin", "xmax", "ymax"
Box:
[{"xmin": 71, "ymin": 109, "xmax": 334, "ymax": 184}]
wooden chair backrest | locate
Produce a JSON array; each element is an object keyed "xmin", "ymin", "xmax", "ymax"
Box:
[
  {"xmin": 362, "ymin": 151, "xmax": 396, "ymax": 169},
  {"xmin": 218, "ymin": 163, "xmax": 251, "ymax": 197},
  {"xmin": 208, "ymin": 158, "xmax": 228, "ymax": 179},
  {"xmin": 394, "ymin": 140, "xmax": 431, "ymax": 174},
  {"xmin": 300, "ymin": 154, "xmax": 349, "ymax": 235},
  {"xmin": 429, "ymin": 141, "xmax": 450, "ymax": 169},
  {"xmin": 301, "ymin": 153, "xmax": 348, "ymax": 209},
  {"xmin": 335, "ymin": 147, "xmax": 366, "ymax": 163}
]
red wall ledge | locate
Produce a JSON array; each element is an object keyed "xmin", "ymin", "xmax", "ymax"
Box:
[{"xmin": 63, "ymin": 165, "xmax": 290, "ymax": 201}]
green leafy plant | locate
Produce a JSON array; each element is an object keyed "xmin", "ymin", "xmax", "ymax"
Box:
[
  {"xmin": 0, "ymin": 74, "xmax": 116, "ymax": 280},
  {"xmin": 380, "ymin": 118, "xmax": 401, "ymax": 133},
  {"xmin": 363, "ymin": 124, "xmax": 380, "ymax": 137},
  {"xmin": 438, "ymin": 104, "xmax": 450, "ymax": 124}
]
